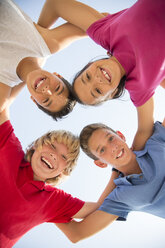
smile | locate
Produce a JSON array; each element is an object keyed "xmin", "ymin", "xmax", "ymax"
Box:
[
  {"xmin": 41, "ymin": 156, "xmax": 54, "ymax": 169},
  {"xmin": 34, "ymin": 77, "xmax": 46, "ymax": 89},
  {"xmin": 116, "ymin": 149, "xmax": 124, "ymax": 159},
  {"xmin": 100, "ymin": 68, "xmax": 111, "ymax": 82}
]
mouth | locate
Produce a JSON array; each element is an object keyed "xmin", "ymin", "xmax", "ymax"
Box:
[
  {"xmin": 34, "ymin": 77, "xmax": 46, "ymax": 89},
  {"xmin": 100, "ymin": 68, "xmax": 111, "ymax": 82},
  {"xmin": 41, "ymin": 156, "xmax": 54, "ymax": 169},
  {"xmin": 116, "ymin": 149, "xmax": 124, "ymax": 159}
]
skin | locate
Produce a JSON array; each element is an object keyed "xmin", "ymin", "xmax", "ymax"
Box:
[
  {"xmin": 55, "ymin": 120, "xmax": 165, "ymax": 242},
  {"xmin": 0, "ymin": 107, "xmax": 120, "ymax": 241},
  {"xmin": 47, "ymin": 0, "xmax": 155, "ymax": 151},
  {"xmin": 31, "ymin": 141, "xmax": 68, "ymax": 182},
  {"xmin": 88, "ymin": 128, "xmax": 141, "ymax": 175},
  {"xmin": 0, "ymin": 1, "xmax": 86, "ymax": 114},
  {"xmin": 73, "ymin": 57, "xmax": 125, "ymax": 105},
  {"xmin": 26, "ymin": 69, "xmax": 69, "ymax": 112}
]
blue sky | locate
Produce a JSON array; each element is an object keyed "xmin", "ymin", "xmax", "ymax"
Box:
[{"xmin": 12, "ymin": 0, "xmax": 165, "ymax": 247}]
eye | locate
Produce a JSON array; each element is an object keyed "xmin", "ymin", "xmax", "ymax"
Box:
[
  {"xmin": 86, "ymin": 73, "xmax": 90, "ymax": 80},
  {"xmin": 61, "ymin": 154, "xmax": 67, "ymax": 161},
  {"xmin": 55, "ymin": 85, "xmax": 60, "ymax": 92},
  {"xmin": 108, "ymin": 136, "xmax": 114, "ymax": 142},
  {"xmin": 95, "ymin": 88, "xmax": 102, "ymax": 94},
  {"xmin": 51, "ymin": 144, "xmax": 56, "ymax": 149},
  {"xmin": 42, "ymin": 98, "xmax": 49, "ymax": 104},
  {"xmin": 100, "ymin": 147, "xmax": 105, "ymax": 154}
]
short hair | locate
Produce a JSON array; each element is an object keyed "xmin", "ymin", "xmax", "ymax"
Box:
[
  {"xmin": 37, "ymin": 77, "xmax": 76, "ymax": 120},
  {"xmin": 80, "ymin": 123, "xmax": 116, "ymax": 160},
  {"xmin": 25, "ymin": 130, "xmax": 80, "ymax": 186},
  {"xmin": 72, "ymin": 59, "xmax": 126, "ymax": 105}
]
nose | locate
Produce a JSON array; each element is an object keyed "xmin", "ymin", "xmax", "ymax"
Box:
[
  {"xmin": 111, "ymin": 144, "xmax": 118, "ymax": 154},
  {"xmin": 50, "ymin": 153, "xmax": 57, "ymax": 161},
  {"xmin": 42, "ymin": 85, "xmax": 52, "ymax": 95}
]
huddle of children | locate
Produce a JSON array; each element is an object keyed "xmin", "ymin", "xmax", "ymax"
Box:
[{"xmin": 0, "ymin": 0, "xmax": 165, "ymax": 247}]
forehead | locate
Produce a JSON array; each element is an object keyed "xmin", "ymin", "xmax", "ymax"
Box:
[
  {"xmin": 38, "ymin": 139, "xmax": 68, "ymax": 153},
  {"xmin": 88, "ymin": 128, "xmax": 113, "ymax": 149}
]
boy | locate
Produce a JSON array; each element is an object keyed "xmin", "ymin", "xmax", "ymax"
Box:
[
  {"xmin": 55, "ymin": 119, "xmax": 165, "ymax": 242},
  {"xmin": 0, "ymin": 108, "xmax": 117, "ymax": 248}
]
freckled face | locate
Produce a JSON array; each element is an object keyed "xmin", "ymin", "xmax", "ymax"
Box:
[
  {"xmin": 88, "ymin": 128, "xmax": 133, "ymax": 169},
  {"xmin": 31, "ymin": 141, "xmax": 68, "ymax": 182},
  {"xmin": 26, "ymin": 69, "xmax": 69, "ymax": 112},
  {"xmin": 73, "ymin": 58, "xmax": 124, "ymax": 105}
]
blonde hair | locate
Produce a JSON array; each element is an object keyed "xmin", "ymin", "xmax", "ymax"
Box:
[{"xmin": 25, "ymin": 130, "xmax": 80, "ymax": 186}]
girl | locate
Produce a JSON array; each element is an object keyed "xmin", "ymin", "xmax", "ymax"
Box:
[
  {"xmin": 47, "ymin": 0, "xmax": 165, "ymax": 148},
  {"xmin": 0, "ymin": 0, "xmax": 86, "ymax": 120}
]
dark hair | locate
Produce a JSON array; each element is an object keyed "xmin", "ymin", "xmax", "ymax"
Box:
[
  {"xmin": 72, "ymin": 59, "xmax": 126, "ymax": 105},
  {"xmin": 36, "ymin": 77, "xmax": 76, "ymax": 121},
  {"xmin": 80, "ymin": 123, "xmax": 116, "ymax": 160}
]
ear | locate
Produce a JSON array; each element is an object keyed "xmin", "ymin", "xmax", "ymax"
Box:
[
  {"xmin": 53, "ymin": 72, "xmax": 62, "ymax": 78},
  {"xmin": 94, "ymin": 160, "xmax": 108, "ymax": 168},
  {"xmin": 30, "ymin": 96, "xmax": 38, "ymax": 105},
  {"xmin": 116, "ymin": 131, "xmax": 126, "ymax": 142}
]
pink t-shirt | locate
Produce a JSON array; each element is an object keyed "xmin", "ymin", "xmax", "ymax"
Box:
[
  {"xmin": 87, "ymin": 0, "xmax": 165, "ymax": 107},
  {"xmin": 0, "ymin": 121, "xmax": 84, "ymax": 248}
]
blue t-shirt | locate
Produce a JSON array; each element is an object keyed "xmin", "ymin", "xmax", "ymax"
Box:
[{"xmin": 99, "ymin": 122, "xmax": 165, "ymax": 220}]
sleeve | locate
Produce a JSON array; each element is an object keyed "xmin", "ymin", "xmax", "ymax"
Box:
[
  {"xmin": 98, "ymin": 187, "xmax": 132, "ymax": 221},
  {"xmin": 86, "ymin": 9, "xmax": 127, "ymax": 52},
  {"xmin": 148, "ymin": 121, "xmax": 165, "ymax": 144},
  {"xmin": 0, "ymin": 120, "xmax": 14, "ymax": 149},
  {"xmin": 0, "ymin": 120, "xmax": 22, "ymax": 150},
  {"xmin": 46, "ymin": 189, "xmax": 85, "ymax": 223}
]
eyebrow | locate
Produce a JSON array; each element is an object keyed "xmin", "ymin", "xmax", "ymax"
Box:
[
  {"xmin": 57, "ymin": 85, "xmax": 64, "ymax": 95},
  {"xmin": 45, "ymin": 100, "xmax": 53, "ymax": 108},
  {"xmin": 81, "ymin": 75, "xmax": 86, "ymax": 85},
  {"xmin": 91, "ymin": 91, "xmax": 97, "ymax": 99}
]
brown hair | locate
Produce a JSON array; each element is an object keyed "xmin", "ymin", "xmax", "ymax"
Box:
[{"xmin": 80, "ymin": 123, "xmax": 116, "ymax": 160}]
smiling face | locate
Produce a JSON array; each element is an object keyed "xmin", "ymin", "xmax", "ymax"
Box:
[
  {"xmin": 73, "ymin": 57, "xmax": 125, "ymax": 105},
  {"xmin": 26, "ymin": 69, "xmax": 69, "ymax": 112},
  {"xmin": 31, "ymin": 141, "xmax": 68, "ymax": 182},
  {"xmin": 88, "ymin": 128, "xmax": 133, "ymax": 170}
]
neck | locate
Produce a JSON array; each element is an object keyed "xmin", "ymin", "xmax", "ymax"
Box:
[
  {"xmin": 118, "ymin": 153, "xmax": 142, "ymax": 176},
  {"xmin": 16, "ymin": 57, "xmax": 44, "ymax": 82}
]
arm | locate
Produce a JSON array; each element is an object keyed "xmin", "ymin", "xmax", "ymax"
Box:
[
  {"xmin": 0, "ymin": 108, "xmax": 9, "ymax": 126},
  {"xmin": 132, "ymin": 97, "xmax": 154, "ymax": 150},
  {"xmin": 7, "ymin": 82, "xmax": 26, "ymax": 107},
  {"xmin": 73, "ymin": 170, "xmax": 118, "ymax": 219},
  {"xmin": 55, "ymin": 171, "xmax": 119, "ymax": 242},
  {"xmin": 39, "ymin": 0, "xmax": 104, "ymax": 32},
  {"xmin": 0, "ymin": 83, "xmax": 11, "ymax": 113},
  {"xmin": 162, "ymin": 118, "xmax": 165, "ymax": 127},
  {"xmin": 56, "ymin": 211, "xmax": 118, "ymax": 243},
  {"xmin": 0, "ymin": 82, "xmax": 25, "ymax": 113}
]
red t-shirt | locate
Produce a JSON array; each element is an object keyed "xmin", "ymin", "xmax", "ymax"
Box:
[{"xmin": 0, "ymin": 121, "xmax": 84, "ymax": 248}]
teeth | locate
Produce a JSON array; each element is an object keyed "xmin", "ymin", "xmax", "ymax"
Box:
[
  {"xmin": 116, "ymin": 150, "xmax": 123, "ymax": 159},
  {"xmin": 101, "ymin": 69, "xmax": 111, "ymax": 81},
  {"xmin": 36, "ymin": 78, "xmax": 46, "ymax": 89},
  {"xmin": 41, "ymin": 157, "xmax": 53, "ymax": 169}
]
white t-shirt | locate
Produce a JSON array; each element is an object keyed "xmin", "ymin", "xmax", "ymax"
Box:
[{"xmin": 0, "ymin": 0, "xmax": 51, "ymax": 87}]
